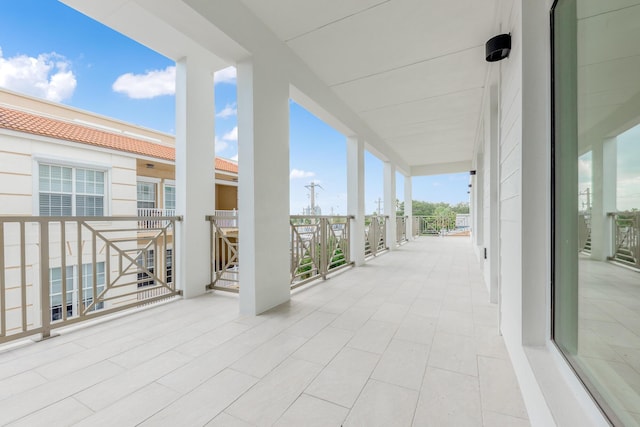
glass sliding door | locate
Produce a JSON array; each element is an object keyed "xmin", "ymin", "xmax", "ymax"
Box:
[{"xmin": 553, "ymin": 1, "xmax": 640, "ymax": 425}]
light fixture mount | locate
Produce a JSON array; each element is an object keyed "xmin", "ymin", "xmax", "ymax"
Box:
[{"xmin": 485, "ymin": 33, "xmax": 511, "ymax": 62}]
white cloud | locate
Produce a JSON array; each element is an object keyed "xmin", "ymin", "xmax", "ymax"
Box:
[
  {"xmin": 0, "ymin": 47, "xmax": 77, "ymax": 102},
  {"xmin": 222, "ymin": 126, "xmax": 238, "ymax": 142},
  {"xmin": 214, "ymin": 66, "xmax": 236, "ymax": 84},
  {"xmin": 112, "ymin": 66, "xmax": 175, "ymax": 99},
  {"xmin": 290, "ymin": 169, "xmax": 315, "ymax": 180},
  {"xmin": 112, "ymin": 64, "xmax": 236, "ymax": 100},
  {"xmin": 216, "ymin": 102, "xmax": 236, "ymax": 119},
  {"xmin": 231, "ymin": 154, "xmax": 238, "ymax": 161},
  {"xmin": 215, "ymin": 137, "xmax": 228, "ymax": 153}
]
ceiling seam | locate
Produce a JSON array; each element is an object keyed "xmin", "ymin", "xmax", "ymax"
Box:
[
  {"xmin": 329, "ymin": 44, "xmax": 485, "ymax": 88},
  {"xmin": 283, "ymin": 0, "xmax": 392, "ymax": 43},
  {"xmin": 358, "ymin": 86, "xmax": 485, "ymax": 114}
]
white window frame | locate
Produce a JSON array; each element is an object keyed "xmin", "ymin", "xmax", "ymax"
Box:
[
  {"xmin": 33, "ymin": 155, "xmax": 111, "ymax": 216},
  {"xmin": 137, "ymin": 178, "xmax": 160, "ymax": 210},
  {"xmin": 164, "ymin": 179, "xmax": 176, "ymax": 211}
]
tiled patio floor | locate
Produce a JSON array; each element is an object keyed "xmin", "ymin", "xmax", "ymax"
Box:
[{"xmin": 0, "ymin": 237, "xmax": 529, "ymax": 426}]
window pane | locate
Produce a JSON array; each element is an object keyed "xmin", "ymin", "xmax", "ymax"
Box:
[
  {"xmin": 553, "ymin": 1, "xmax": 640, "ymax": 424},
  {"xmin": 164, "ymin": 185, "xmax": 176, "ymax": 210}
]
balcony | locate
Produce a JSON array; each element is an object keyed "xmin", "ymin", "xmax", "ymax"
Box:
[{"xmin": 0, "ymin": 236, "xmax": 529, "ymax": 426}]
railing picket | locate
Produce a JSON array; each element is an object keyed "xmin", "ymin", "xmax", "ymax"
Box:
[
  {"xmin": 61, "ymin": 221, "xmax": 68, "ymax": 322},
  {"xmin": 77, "ymin": 222, "xmax": 83, "ymax": 318},
  {"xmin": 39, "ymin": 221, "xmax": 51, "ymax": 339},
  {"xmin": 20, "ymin": 222, "xmax": 27, "ymax": 333}
]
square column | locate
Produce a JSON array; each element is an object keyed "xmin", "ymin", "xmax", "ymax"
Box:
[
  {"xmin": 175, "ymin": 57, "xmax": 215, "ymax": 299},
  {"xmin": 237, "ymin": 56, "xmax": 290, "ymax": 315},
  {"xmin": 347, "ymin": 136, "xmax": 365, "ymax": 266},
  {"xmin": 590, "ymin": 137, "xmax": 617, "ymax": 261},
  {"xmin": 475, "ymin": 154, "xmax": 485, "ymax": 248},
  {"xmin": 486, "ymin": 84, "xmax": 500, "ymax": 304},
  {"xmin": 404, "ymin": 176, "xmax": 413, "ymax": 239},
  {"xmin": 384, "ymin": 162, "xmax": 397, "ymax": 249}
]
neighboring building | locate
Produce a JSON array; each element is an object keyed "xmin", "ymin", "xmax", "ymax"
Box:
[
  {"xmin": 0, "ymin": 88, "xmax": 238, "ymax": 218},
  {"xmin": 0, "ymin": 88, "xmax": 237, "ymax": 325}
]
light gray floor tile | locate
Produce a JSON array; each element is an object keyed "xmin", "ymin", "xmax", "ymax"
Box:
[
  {"xmin": 370, "ymin": 302, "xmax": 410, "ymax": 324},
  {"xmin": 226, "ymin": 358, "xmax": 323, "ymax": 426},
  {"xmin": 347, "ymin": 319, "xmax": 397, "ymax": 354},
  {"xmin": 284, "ymin": 310, "xmax": 338, "ymax": 338},
  {"xmin": 75, "ymin": 350, "xmax": 191, "ymax": 411},
  {"xmin": 428, "ymin": 331, "xmax": 478, "ymax": 376},
  {"xmin": 413, "ymin": 367, "xmax": 482, "ymax": 427},
  {"xmin": 141, "ymin": 369, "xmax": 257, "ymax": 426},
  {"xmin": 394, "ymin": 313, "xmax": 437, "ymax": 345},
  {"xmin": 7, "ymin": 397, "xmax": 93, "ymax": 427},
  {"xmin": 305, "ymin": 347, "xmax": 379, "ymax": 408},
  {"xmin": 0, "ymin": 360, "xmax": 123, "ymax": 425},
  {"xmin": 331, "ymin": 306, "xmax": 376, "ymax": 331},
  {"xmin": 274, "ymin": 394, "xmax": 348, "ymax": 427},
  {"xmin": 205, "ymin": 412, "xmax": 255, "ymax": 427},
  {"xmin": 292, "ymin": 326, "xmax": 353, "ymax": 365},
  {"xmin": 231, "ymin": 333, "xmax": 307, "ymax": 378},
  {"xmin": 372, "ymin": 338, "xmax": 430, "ymax": 390},
  {"xmin": 0, "ymin": 370, "xmax": 47, "ymax": 401},
  {"xmin": 345, "ymin": 379, "xmax": 419, "ymax": 427},
  {"xmin": 478, "ymin": 356, "xmax": 528, "ymax": 419},
  {"xmin": 73, "ymin": 382, "xmax": 179, "ymax": 427},
  {"xmin": 482, "ymin": 410, "xmax": 531, "ymax": 427}
]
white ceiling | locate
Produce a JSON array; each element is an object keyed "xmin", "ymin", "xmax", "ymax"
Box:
[
  {"xmin": 61, "ymin": 0, "xmax": 501, "ymax": 171},
  {"xmin": 241, "ymin": 0, "xmax": 499, "ymax": 168}
]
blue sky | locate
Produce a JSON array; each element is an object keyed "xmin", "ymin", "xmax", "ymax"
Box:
[{"xmin": 0, "ymin": 0, "xmax": 470, "ymax": 215}]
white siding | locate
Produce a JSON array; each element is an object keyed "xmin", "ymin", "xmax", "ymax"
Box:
[{"xmin": 499, "ymin": 0, "xmax": 523, "ymax": 346}]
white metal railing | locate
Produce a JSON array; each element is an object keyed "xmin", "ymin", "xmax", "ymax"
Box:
[
  {"xmin": 396, "ymin": 216, "xmax": 408, "ymax": 245},
  {"xmin": 609, "ymin": 211, "xmax": 640, "ymax": 269},
  {"xmin": 365, "ymin": 215, "xmax": 388, "ymax": 258},
  {"xmin": 0, "ymin": 215, "xmax": 181, "ymax": 345},
  {"xmin": 207, "ymin": 214, "xmax": 354, "ymax": 292},
  {"xmin": 578, "ymin": 212, "xmax": 591, "ymax": 253},
  {"xmin": 206, "ymin": 213, "xmax": 239, "ymax": 292},
  {"xmin": 412, "ymin": 215, "xmax": 456, "ymax": 236},
  {"xmin": 290, "ymin": 216, "xmax": 353, "ymax": 289},
  {"xmin": 213, "ymin": 209, "xmax": 238, "ymax": 228},
  {"xmin": 137, "ymin": 208, "xmax": 176, "ymax": 229}
]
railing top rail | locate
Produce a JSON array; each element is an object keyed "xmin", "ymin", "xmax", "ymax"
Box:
[
  {"xmin": 289, "ymin": 215, "xmax": 355, "ymax": 220},
  {"xmin": 608, "ymin": 211, "xmax": 640, "ymax": 216},
  {"xmin": 0, "ymin": 215, "xmax": 183, "ymax": 222}
]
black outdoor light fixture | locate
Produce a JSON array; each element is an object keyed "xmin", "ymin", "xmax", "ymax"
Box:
[
  {"xmin": 470, "ymin": 170, "xmax": 476, "ymax": 175},
  {"xmin": 485, "ymin": 33, "xmax": 511, "ymax": 62}
]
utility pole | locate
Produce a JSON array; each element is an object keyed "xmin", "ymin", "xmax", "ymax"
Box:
[
  {"xmin": 305, "ymin": 181, "xmax": 323, "ymax": 215},
  {"xmin": 374, "ymin": 197, "xmax": 383, "ymax": 215}
]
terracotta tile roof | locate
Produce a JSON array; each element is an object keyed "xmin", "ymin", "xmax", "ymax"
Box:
[{"xmin": 0, "ymin": 105, "xmax": 238, "ymax": 174}]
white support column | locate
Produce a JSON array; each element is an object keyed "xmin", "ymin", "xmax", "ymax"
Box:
[
  {"xmin": 175, "ymin": 57, "xmax": 215, "ymax": 299},
  {"xmin": 347, "ymin": 136, "xmax": 365, "ymax": 266},
  {"xmin": 404, "ymin": 175, "xmax": 413, "ymax": 239},
  {"xmin": 475, "ymin": 154, "xmax": 485, "ymax": 249},
  {"xmin": 384, "ymin": 162, "xmax": 397, "ymax": 249},
  {"xmin": 487, "ymin": 84, "xmax": 500, "ymax": 304},
  {"xmin": 591, "ymin": 137, "xmax": 617, "ymax": 261},
  {"xmin": 237, "ymin": 56, "xmax": 290, "ymax": 316}
]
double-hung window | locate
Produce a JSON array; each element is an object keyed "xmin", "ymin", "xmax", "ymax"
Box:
[
  {"xmin": 164, "ymin": 184, "xmax": 176, "ymax": 211},
  {"xmin": 137, "ymin": 181, "xmax": 156, "ymax": 210},
  {"xmin": 39, "ymin": 164, "xmax": 105, "ymax": 216}
]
